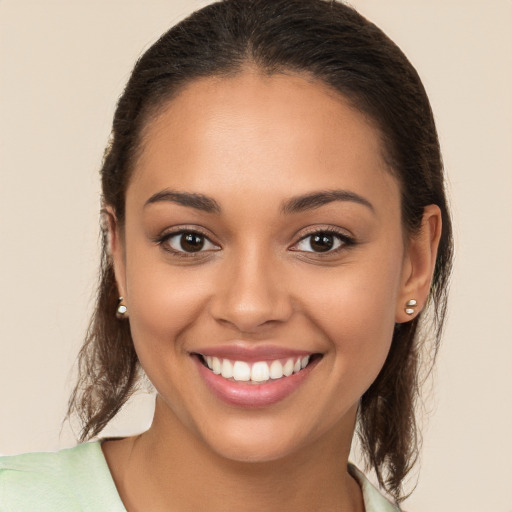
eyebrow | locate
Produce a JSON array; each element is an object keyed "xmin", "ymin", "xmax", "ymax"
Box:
[
  {"xmin": 144, "ymin": 188, "xmax": 374, "ymax": 215},
  {"xmin": 145, "ymin": 189, "xmax": 221, "ymax": 213},
  {"xmin": 281, "ymin": 189, "xmax": 375, "ymax": 215}
]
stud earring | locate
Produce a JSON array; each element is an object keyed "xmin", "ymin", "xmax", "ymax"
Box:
[
  {"xmin": 116, "ymin": 297, "xmax": 128, "ymax": 319},
  {"xmin": 405, "ymin": 299, "xmax": 417, "ymax": 315}
]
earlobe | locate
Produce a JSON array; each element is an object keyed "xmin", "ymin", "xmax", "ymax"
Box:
[
  {"xmin": 396, "ymin": 204, "xmax": 442, "ymax": 323},
  {"xmin": 103, "ymin": 206, "xmax": 128, "ymax": 301}
]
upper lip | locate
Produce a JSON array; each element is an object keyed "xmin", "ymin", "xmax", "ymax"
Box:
[{"xmin": 192, "ymin": 344, "xmax": 317, "ymax": 362}]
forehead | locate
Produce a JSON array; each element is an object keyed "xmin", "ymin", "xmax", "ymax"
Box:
[{"xmin": 128, "ymin": 70, "xmax": 399, "ymax": 213}]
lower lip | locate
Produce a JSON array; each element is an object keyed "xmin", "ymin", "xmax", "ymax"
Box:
[{"xmin": 193, "ymin": 356, "xmax": 318, "ymax": 408}]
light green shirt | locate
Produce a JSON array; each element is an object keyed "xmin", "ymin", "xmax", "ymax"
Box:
[{"xmin": 0, "ymin": 442, "xmax": 400, "ymax": 511}]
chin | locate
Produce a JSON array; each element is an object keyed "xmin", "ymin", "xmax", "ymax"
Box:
[
  {"xmin": 208, "ymin": 434, "xmax": 299, "ymax": 464},
  {"xmin": 192, "ymin": 412, "xmax": 329, "ymax": 465}
]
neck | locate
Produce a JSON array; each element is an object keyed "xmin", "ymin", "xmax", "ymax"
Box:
[{"xmin": 106, "ymin": 397, "xmax": 364, "ymax": 512}]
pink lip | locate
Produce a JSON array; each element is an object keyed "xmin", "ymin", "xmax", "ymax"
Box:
[
  {"xmin": 194, "ymin": 344, "xmax": 313, "ymax": 363},
  {"xmin": 192, "ymin": 353, "xmax": 319, "ymax": 408}
]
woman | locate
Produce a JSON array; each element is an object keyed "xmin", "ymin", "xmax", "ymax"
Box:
[{"xmin": 0, "ymin": 0, "xmax": 452, "ymax": 510}]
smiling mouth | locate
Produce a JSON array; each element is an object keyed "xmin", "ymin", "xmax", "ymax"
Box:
[{"xmin": 197, "ymin": 354, "xmax": 320, "ymax": 384}]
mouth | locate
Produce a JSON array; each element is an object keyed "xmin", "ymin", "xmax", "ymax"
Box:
[
  {"xmin": 196, "ymin": 353, "xmax": 319, "ymax": 384},
  {"xmin": 191, "ymin": 345, "xmax": 322, "ymax": 407}
]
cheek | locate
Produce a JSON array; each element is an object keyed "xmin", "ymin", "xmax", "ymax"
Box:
[
  {"xmin": 124, "ymin": 255, "xmax": 216, "ymax": 416},
  {"xmin": 296, "ymin": 251, "xmax": 403, "ymax": 386},
  {"xmin": 299, "ymin": 254, "xmax": 401, "ymax": 330},
  {"xmin": 124, "ymin": 247, "xmax": 213, "ymax": 356}
]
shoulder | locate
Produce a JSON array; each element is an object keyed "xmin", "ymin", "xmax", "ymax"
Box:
[
  {"xmin": 0, "ymin": 442, "xmax": 125, "ymax": 511},
  {"xmin": 348, "ymin": 464, "xmax": 402, "ymax": 512}
]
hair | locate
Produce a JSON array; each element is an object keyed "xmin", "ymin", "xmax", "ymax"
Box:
[{"xmin": 67, "ymin": 0, "xmax": 453, "ymax": 504}]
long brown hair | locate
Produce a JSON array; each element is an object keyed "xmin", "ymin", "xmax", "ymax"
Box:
[{"xmin": 67, "ymin": 0, "xmax": 453, "ymax": 503}]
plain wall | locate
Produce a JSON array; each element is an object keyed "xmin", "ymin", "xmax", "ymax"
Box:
[{"xmin": 1, "ymin": 1, "xmax": 511, "ymax": 510}]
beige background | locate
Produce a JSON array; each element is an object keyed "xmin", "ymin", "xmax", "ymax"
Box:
[{"xmin": 1, "ymin": 1, "xmax": 511, "ymax": 510}]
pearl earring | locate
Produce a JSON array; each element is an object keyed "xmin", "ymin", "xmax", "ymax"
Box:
[
  {"xmin": 116, "ymin": 297, "xmax": 128, "ymax": 318},
  {"xmin": 405, "ymin": 299, "xmax": 417, "ymax": 315}
]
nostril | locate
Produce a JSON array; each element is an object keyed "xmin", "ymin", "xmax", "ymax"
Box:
[{"xmin": 211, "ymin": 302, "xmax": 294, "ymax": 334}]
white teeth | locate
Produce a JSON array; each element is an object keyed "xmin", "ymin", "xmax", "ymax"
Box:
[
  {"xmin": 221, "ymin": 359, "xmax": 233, "ymax": 379},
  {"xmin": 251, "ymin": 361, "xmax": 270, "ymax": 382},
  {"xmin": 202, "ymin": 355, "xmax": 312, "ymax": 382},
  {"xmin": 269, "ymin": 360, "xmax": 284, "ymax": 379},
  {"xmin": 283, "ymin": 358, "xmax": 294, "ymax": 377},
  {"xmin": 232, "ymin": 361, "xmax": 251, "ymax": 381},
  {"xmin": 212, "ymin": 357, "xmax": 221, "ymax": 375}
]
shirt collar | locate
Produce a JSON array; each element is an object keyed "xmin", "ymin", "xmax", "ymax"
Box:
[{"xmin": 348, "ymin": 464, "xmax": 402, "ymax": 512}]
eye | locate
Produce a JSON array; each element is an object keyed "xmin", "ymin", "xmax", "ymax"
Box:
[
  {"xmin": 292, "ymin": 230, "xmax": 353, "ymax": 254},
  {"xmin": 160, "ymin": 230, "xmax": 220, "ymax": 255}
]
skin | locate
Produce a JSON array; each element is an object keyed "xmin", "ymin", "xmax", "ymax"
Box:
[{"xmin": 103, "ymin": 70, "xmax": 441, "ymax": 512}]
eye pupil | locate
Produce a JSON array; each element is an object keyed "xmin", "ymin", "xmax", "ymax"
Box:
[
  {"xmin": 311, "ymin": 234, "xmax": 334, "ymax": 252},
  {"xmin": 180, "ymin": 233, "xmax": 204, "ymax": 252}
]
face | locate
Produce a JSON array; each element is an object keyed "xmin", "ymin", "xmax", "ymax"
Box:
[{"xmin": 112, "ymin": 70, "xmax": 422, "ymax": 463}]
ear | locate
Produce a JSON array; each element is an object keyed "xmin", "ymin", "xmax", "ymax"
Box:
[
  {"xmin": 396, "ymin": 204, "xmax": 442, "ymax": 323},
  {"xmin": 103, "ymin": 205, "xmax": 128, "ymax": 301}
]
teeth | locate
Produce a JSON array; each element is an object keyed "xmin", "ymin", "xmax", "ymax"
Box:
[
  {"xmin": 283, "ymin": 359, "xmax": 294, "ymax": 377},
  {"xmin": 212, "ymin": 357, "xmax": 221, "ymax": 375},
  {"xmin": 232, "ymin": 361, "xmax": 251, "ymax": 381},
  {"xmin": 202, "ymin": 355, "xmax": 312, "ymax": 383},
  {"xmin": 251, "ymin": 361, "xmax": 270, "ymax": 382},
  {"xmin": 221, "ymin": 359, "xmax": 233, "ymax": 379},
  {"xmin": 269, "ymin": 360, "xmax": 284, "ymax": 379}
]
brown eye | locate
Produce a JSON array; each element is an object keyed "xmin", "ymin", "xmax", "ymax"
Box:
[
  {"xmin": 292, "ymin": 230, "xmax": 353, "ymax": 254},
  {"xmin": 310, "ymin": 234, "xmax": 335, "ymax": 252},
  {"xmin": 162, "ymin": 230, "xmax": 220, "ymax": 255},
  {"xmin": 180, "ymin": 233, "xmax": 205, "ymax": 252}
]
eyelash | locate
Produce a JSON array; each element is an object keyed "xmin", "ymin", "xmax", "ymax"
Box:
[
  {"xmin": 156, "ymin": 228, "xmax": 218, "ymax": 258},
  {"xmin": 292, "ymin": 228, "xmax": 356, "ymax": 255},
  {"xmin": 156, "ymin": 227, "xmax": 355, "ymax": 258}
]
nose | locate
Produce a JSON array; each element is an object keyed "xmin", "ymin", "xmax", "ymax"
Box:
[{"xmin": 209, "ymin": 247, "xmax": 293, "ymax": 333}]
